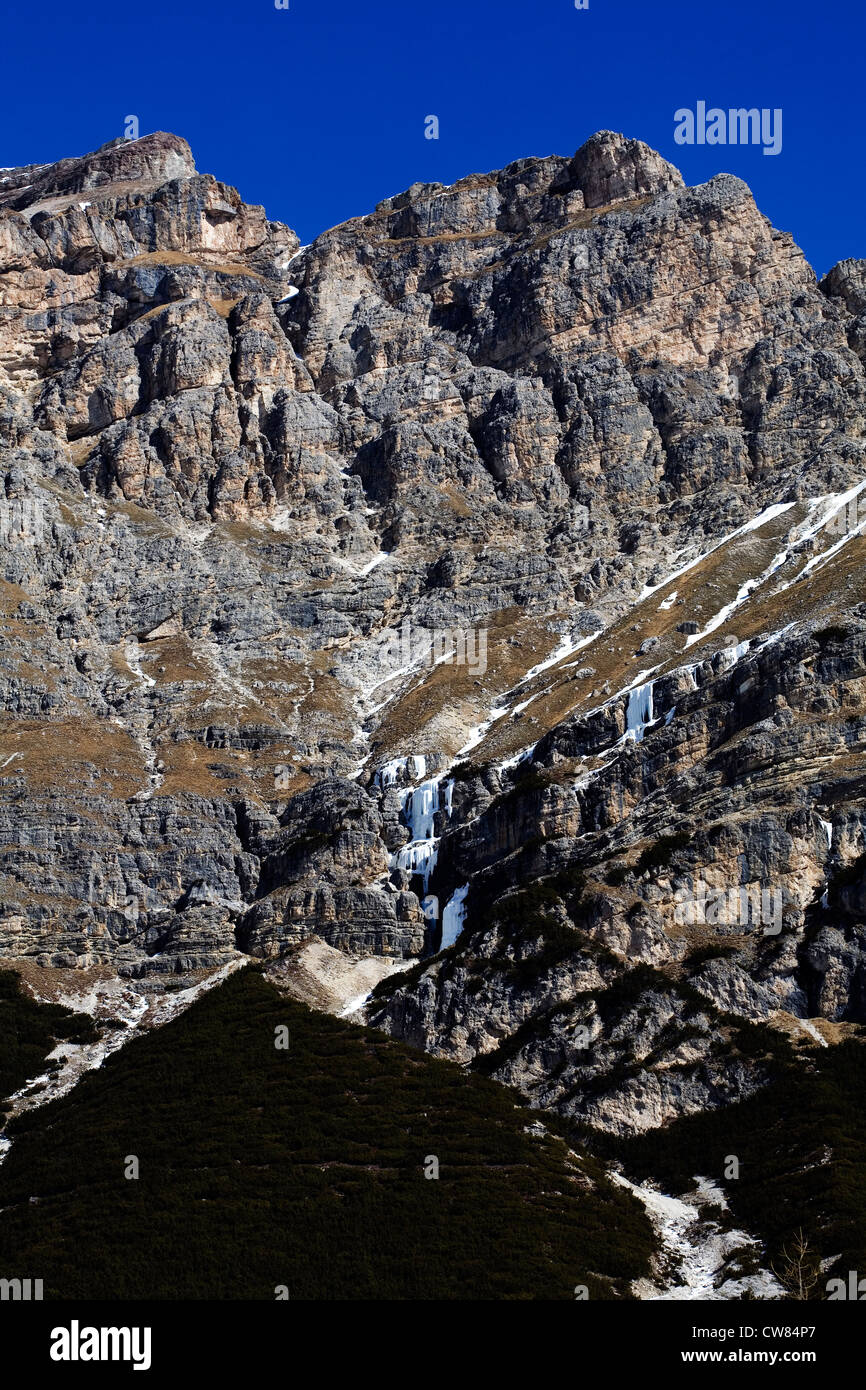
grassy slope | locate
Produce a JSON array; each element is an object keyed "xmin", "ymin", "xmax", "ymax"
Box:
[{"xmin": 0, "ymin": 967, "xmax": 654, "ymax": 1300}]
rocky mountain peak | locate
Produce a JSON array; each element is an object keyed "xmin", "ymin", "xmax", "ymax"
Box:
[
  {"xmin": 0, "ymin": 131, "xmax": 196, "ymax": 213},
  {"xmin": 552, "ymin": 129, "xmax": 685, "ymax": 206}
]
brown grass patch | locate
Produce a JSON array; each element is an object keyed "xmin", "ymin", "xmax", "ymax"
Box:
[
  {"xmin": 122, "ymin": 251, "xmax": 263, "ymax": 280},
  {"xmin": 456, "ymin": 501, "xmax": 862, "ymax": 769},
  {"xmin": 0, "ymin": 716, "xmax": 147, "ymax": 798}
]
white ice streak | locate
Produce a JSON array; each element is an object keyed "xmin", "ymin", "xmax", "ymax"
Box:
[
  {"xmin": 440, "ymin": 883, "xmax": 469, "ymax": 949},
  {"xmin": 375, "ymin": 754, "xmax": 426, "ymax": 788},
  {"xmin": 717, "ymin": 639, "xmax": 751, "ymax": 670},
  {"xmin": 385, "ymin": 763, "xmax": 457, "ymax": 899},
  {"xmin": 403, "ymin": 778, "xmax": 440, "ymax": 841},
  {"xmin": 625, "ymin": 679, "xmax": 655, "ymax": 743},
  {"xmin": 393, "ymin": 839, "xmax": 439, "ymax": 893},
  {"xmin": 518, "ymin": 631, "xmax": 600, "ymax": 686}
]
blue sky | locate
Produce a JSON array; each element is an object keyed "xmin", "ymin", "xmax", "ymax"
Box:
[{"xmin": 2, "ymin": 0, "xmax": 862, "ymax": 277}]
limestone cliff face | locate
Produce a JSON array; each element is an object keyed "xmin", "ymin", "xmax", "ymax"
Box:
[
  {"xmin": 368, "ymin": 617, "xmax": 866, "ymax": 1131},
  {"xmin": 2, "ymin": 127, "xmax": 866, "ymax": 1131}
]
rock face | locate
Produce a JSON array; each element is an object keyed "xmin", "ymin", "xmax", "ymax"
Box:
[
  {"xmin": 368, "ymin": 616, "xmax": 866, "ymax": 1131},
  {"xmin": 2, "ymin": 126, "xmax": 866, "ymax": 1135}
]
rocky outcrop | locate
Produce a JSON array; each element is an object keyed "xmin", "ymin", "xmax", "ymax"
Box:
[{"xmin": 367, "ymin": 618, "xmax": 866, "ymax": 1133}]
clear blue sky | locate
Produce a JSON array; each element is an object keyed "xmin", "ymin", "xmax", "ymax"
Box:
[{"xmin": 2, "ymin": 0, "xmax": 862, "ymax": 278}]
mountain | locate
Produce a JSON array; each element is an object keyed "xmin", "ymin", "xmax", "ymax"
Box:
[{"xmin": 1, "ymin": 127, "xmax": 865, "ymax": 1299}]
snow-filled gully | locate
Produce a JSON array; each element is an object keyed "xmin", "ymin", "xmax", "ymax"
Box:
[{"xmin": 611, "ymin": 1173, "xmax": 784, "ymax": 1300}]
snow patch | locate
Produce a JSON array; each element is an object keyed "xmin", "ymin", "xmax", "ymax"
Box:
[
  {"xmin": 794, "ymin": 1018, "xmax": 829, "ymax": 1048},
  {"xmin": 339, "ymin": 991, "xmax": 374, "ymax": 1018},
  {"xmin": 457, "ymin": 704, "xmax": 509, "ymax": 756},
  {"xmin": 357, "ymin": 551, "xmax": 387, "ymax": 576},
  {"xmin": 639, "ymin": 503, "xmax": 797, "ymax": 602},
  {"xmin": 124, "ymin": 638, "xmax": 156, "ymax": 688},
  {"xmin": 612, "ymin": 1172, "xmax": 784, "ymax": 1300},
  {"xmin": 0, "ymin": 962, "xmax": 247, "ymax": 1163},
  {"xmin": 518, "ymin": 630, "xmax": 600, "ymax": 686}
]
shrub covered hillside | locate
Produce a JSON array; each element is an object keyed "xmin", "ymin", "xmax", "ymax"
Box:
[
  {"xmin": 0, "ymin": 967, "xmax": 655, "ymax": 1300},
  {"xmin": 609, "ymin": 1038, "xmax": 866, "ymax": 1290},
  {"xmin": 0, "ymin": 968, "xmax": 98, "ymax": 1114}
]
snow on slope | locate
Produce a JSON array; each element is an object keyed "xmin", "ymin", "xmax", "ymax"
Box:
[
  {"xmin": 611, "ymin": 1172, "xmax": 785, "ymax": 1300},
  {"xmin": 0, "ymin": 961, "xmax": 247, "ymax": 1166}
]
